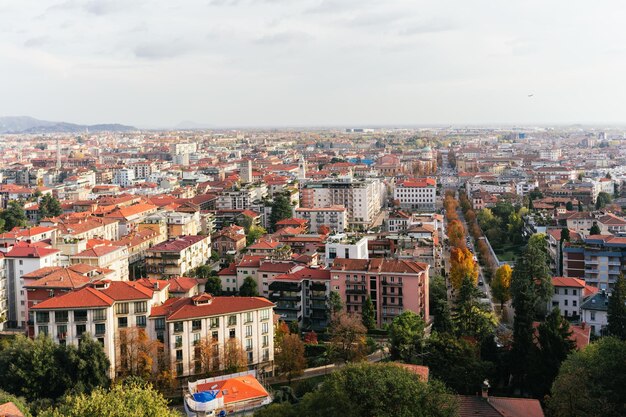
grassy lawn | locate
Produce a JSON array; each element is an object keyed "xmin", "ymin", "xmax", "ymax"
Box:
[{"xmin": 493, "ymin": 243, "xmax": 523, "ymax": 262}]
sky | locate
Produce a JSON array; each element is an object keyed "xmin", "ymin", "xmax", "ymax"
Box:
[{"xmin": 1, "ymin": 0, "xmax": 626, "ymax": 128}]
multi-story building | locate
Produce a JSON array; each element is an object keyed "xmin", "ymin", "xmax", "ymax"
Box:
[
  {"xmin": 211, "ymin": 225, "xmax": 247, "ymax": 258},
  {"xmin": 5, "ymin": 243, "xmax": 61, "ymax": 328},
  {"xmin": 112, "ymin": 168, "xmax": 136, "ymax": 188},
  {"xmin": 295, "ymin": 206, "xmax": 347, "ymax": 233},
  {"xmin": 32, "ymin": 280, "xmax": 168, "ymax": 378},
  {"xmin": 70, "ymin": 244, "xmax": 130, "ymax": 281},
  {"xmin": 216, "ymin": 185, "xmax": 268, "ymax": 211},
  {"xmin": 548, "ymin": 277, "xmax": 591, "ymax": 319},
  {"xmin": 0, "ymin": 253, "xmax": 6, "ymax": 330},
  {"xmin": 330, "ymin": 258, "xmax": 429, "ymax": 326},
  {"xmin": 145, "ymin": 235, "xmax": 211, "ymax": 279},
  {"xmin": 580, "ymin": 291, "xmax": 609, "ymax": 336},
  {"xmin": 563, "ymin": 235, "xmax": 626, "ymax": 290},
  {"xmin": 324, "ymin": 234, "xmax": 369, "ymax": 266},
  {"xmin": 393, "ymin": 178, "xmax": 437, "ymax": 211},
  {"xmin": 269, "ymin": 267, "xmax": 330, "ymax": 330},
  {"xmin": 148, "ymin": 294, "xmax": 275, "ymax": 377},
  {"xmin": 299, "ymin": 177, "xmax": 385, "ymax": 228}
]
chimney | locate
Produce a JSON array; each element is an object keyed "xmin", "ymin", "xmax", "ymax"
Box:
[{"xmin": 481, "ymin": 379, "xmax": 490, "ymax": 399}]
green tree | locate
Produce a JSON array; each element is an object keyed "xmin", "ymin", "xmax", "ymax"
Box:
[
  {"xmin": 291, "ymin": 363, "xmax": 458, "ymax": 417},
  {"xmin": 547, "ymin": 337, "xmax": 626, "ymax": 417},
  {"xmin": 269, "ymin": 194, "xmax": 293, "ymax": 231},
  {"xmin": 595, "ymin": 191, "xmax": 612, "ymax": 209},
  {"xmin": 529, "ymin": 188, "xmax": 543, "ymax": 200},
  {"xmin": 329, "ymin": 291, "xmax": 343, "ymax": 315},
  {"xmin": 239, "ymin": 276, "xmax": 258, "ymax": 296},
  {"xmin": 589, "ymin": 222, "xmax": 601, "ymax": 235},
  {"xmin": 388, "ymin": 311, "xmax": 425, "ymax": 363},
  {"xmin": 607, "ymin": 274, "xmax": 626, "ymax": 340},
  {"xmin": 205, "ymin": 275, "xmax": 222, "ymax": 296},
  {"xmin": 430, "ymin": 275, "xmax": 454, "ymax": 334},
  {"xmin": 246, "ymin": 225, "xmax": 267, "ymax": 245},
  {"xmin": 38, "ymin": 382, "xmax": 181, "ymax": 417},
  {"xmin": 361, "ymin": 296, "xmax": 376, "ymax": 330},
  {"xmin": 559, "ymin": 228, "xmax": 571, "ymax": 276},
  {"xmin": 578, "ymin": 200, "xmax": 584, "ymax": 212},
  {"xmin": 275, "ymin": 334, "xmax": 306, "ymax": 385},
  {"xmin": 453, "ymin": 277, "xmax": 497, "ymax": 342},
  {"xmin": 565, "ymin": 201, "xmax": 573, "ymax": 211},
  {"xmin": 424, "ymin": 332, "xmax": 492, "ymax": 394},
  {"xmin": 510, "ymin": 233, "xmax": 553, "ymax": 392},
  {"xmin": 528, "ymin": 308, "xmax": 576, "ymax": 399},
  {"xmin": 38, "ymin": 194, "xmax": 63, "ymax": 219},
  {"xmin": 0, "ymin": 201, "xmax": 28, "ymax": 231}
]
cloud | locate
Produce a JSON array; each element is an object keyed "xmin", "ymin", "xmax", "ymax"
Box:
[
  {"xmin": 84, "ymin": 1, "xmax": 129, "ymax": 16},
  {"xmin": 24, "ymin": 36, "xmax": 49, "ymax": 48},
  {"xmin": 133, "ymin": 40, "xmax": 193, "ymax": 59},
  {"xmin": 398, "ymin": 19, "xmax": 457, "ymax": 36},
  {"xmin": 255, "ymin": 30, "xmax": 313, "ymax": 45}
]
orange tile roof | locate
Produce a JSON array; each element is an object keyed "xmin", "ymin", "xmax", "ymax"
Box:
[
  {"xmin": 197, "ymin": 375, "xmax": 269, "ymax": 405},
  {"xmin": 552, "ymin": 277, "xmax": 585, "ymax": 288},
  {"xmin": 0, "ymin": 401, "xmax": 24, "ymax": 417},
  {"xmin": 155, "ymin": 296, "xmax": 274, "ymax": 321},
  {"xmin": 100, "ymin": 281, "xmax": 154, "ymax": 301},
  {"xmin": 32, "ymin": 286, "xmax": 114, "ymax": 309}
]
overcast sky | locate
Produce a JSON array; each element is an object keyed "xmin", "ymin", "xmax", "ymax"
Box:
[{"xmin": 1, "ymin": 0, "xmax": 625, "ymax": 128}]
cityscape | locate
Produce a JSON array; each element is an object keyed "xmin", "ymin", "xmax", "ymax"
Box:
[{"xmin": 0, "ymin": 2, "xmax": 625, "ymax": 417}]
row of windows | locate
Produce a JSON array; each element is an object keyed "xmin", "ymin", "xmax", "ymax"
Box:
[
  {"xmin": 36, "ymin": 309, "xmax": 104, "ymax": 324},
  {"xmin": 172, "ymin": 310, "xmax": 270, "ymax": 333}
]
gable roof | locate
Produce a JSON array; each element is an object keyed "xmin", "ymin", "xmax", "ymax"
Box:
[
  {"xmin": 153, "ymin": 296, "xmax": 274, "ymax": 321},
  {"xmin": 32, "ymin": 286, "xmax": 114, "ymax": 309},
  {"xmin": 196, "ymin": 374, "xmax": 269, "ymax": 406},
  {"xmin": 458, "ymin": 396, "xmax": 544, "ymax": 417}
]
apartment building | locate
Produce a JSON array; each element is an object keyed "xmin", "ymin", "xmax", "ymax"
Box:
[
  {"xmin": 5, "ymin": 243, "xmax": 61, "ymax": 328},
  {"xmin": 295, "ymin": 206, "xmax": 347, "ymax": 233},
  {"xmin": 145, "ymin": 235, "xmax": 211, "ymax": 278},
  {"xmin": 269, "ymin": 267, "xmax": 331, "ymax": 330},
  {"xmin": 70, "ymin": 244, "xmax": 130, "ymax": 281},
  {"xmin": 299, "ymin": 178, "xmax": 384, "ymax": 228},
  {"xmin": 330, "ymin": 258, "xmax": 429, "ymax": 326},
  {"xmin": 563, "ymin": 235, "xmax": 626, "ymax": 290},
  {"xmin": 324, "ymin": 234, "xmax": 369, "ymax": 266},
  {"xmin": 548, "ymin": 277, "xmax": 590, "ymax": 319},
  {"xmin": 393, "ymin": 178, "xmax": 437, "ymax": 211},
  {"xmin": 32, "ymin": 280, "xmax": 168, "ymax": 378},
  {"xmin": 580, "ymin": 291, "xmax": 610, "ymax": 336},
  {"xmin": 148, "ymin": 294, "xmax": 275, "ymax": 378},
  {"xmin": 216, "ymin": 185, "xmax": 268, "ymax": 211},
  {"xmin": 0, "ymin": 253, "xmax": 6, "ymax": 331}
]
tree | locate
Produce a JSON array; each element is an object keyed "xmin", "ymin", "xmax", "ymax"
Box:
[
  {"xmin": 595, "ymin": 191, "xmax": 612, "ymax": 209},
  {"xmin": 529, "ymin": 187, "xmax": 543, "ymax": 200},
  {"xmin": 246, "ymin": 225, "xmax": 267, "ymax": 245},
  {"xmin": 328, "ymin": 291, "xmax": 343, "ymax": 315},
  {"xmin": 578, "ymin": 200, "xmax": 584, "ymax": 212},
  {"xmin": 361, "ymin": 296, "xmax": 376, "ymax": 330},
  {"xmin": 38, "ymin": 194, "xmax": 63, "ymax": 219},
  {"xmin": 607, "ymin": 274, "xmax": 626, "ymax": 340},
  {"xmin": 275, "ymin": 321, "xmax": 290, "ymax": 347},
  {"xmin": 275, "ymin": 334, "xmax": 306, "ymax": 384},
  {"xmin": 38, "ymin": 382, "xmax": 181, "ymax": 417},
  {"xmin": 195, "ymin": 336, "xmax": 221, "ymax": 377},
  {"xmin": 269, "ymin": 194, "xmax": 293, "ymax": 231},
  {"xmin": 446, "ymin": 219, "xmax": 465, "ymax": 248},
  {"xmin": 223, "ymin": 338, "xmax": 247, "ymax": 374},
  {"xmin": 453, "ymin": 277, "xmax": 497, "ymax": 342},
  {"xmin": 589, "ymin": 222, "xmax": 601, "ymax": 235},
  {"xmin": 117, "ymin": 328, "xmax": 162, "ymax": 380},
  {"xmin": 429, "ymin": 275, "xmax": 454, "ymax": 334},
  {"xmin": 0, "ymin": 201, "xmax": 27, "ymax": 231},
  {"xmin": 303, "ymin": 331, "xmax": 318, "ymax": 344},
  {"xmin": 449, "ymin": 246, "xmax": 478, "ymax": 289},
  {"xmin": 294, "ymin": 363, "xmax": 458, "ymax": 417},
  {"xmin": 547, "ymin": 337, "xmax": 626, "ymax": 417},
  {"xmin": 527, "ymin": 308, "xmax": 576, "ymax": 399},
  {"xmin": 565, "ymin": 201, "xmax": 574, "ymax": 211},
  {"xmin": 239, "ymin": 276, "xmax": 258, "ymax": 296},
  {"xmin": 492, "ymin": 264, "xmax": 512, "ymax": 310},
  {"xmin": 328, "ymin": 312, "xmax": 367, "ymax": 363},
  {"xmin": 204, "ymin": 275, "xmax": 222, "ymax": 296},
  {"xmin": 424, "ymin": 332, "xmax": 492, "ymax": 394},
  {"xmin": 388, "ymin": 311, "xmax": 425, "ymax": 363},
  {"xmin": 559, "ymin": 228, "xmax": 571, "ymax": 276}
]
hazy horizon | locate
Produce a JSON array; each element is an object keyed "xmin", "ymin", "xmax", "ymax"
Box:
[{"xmin": 2, "ymin": 1, "xmax": 625, "ymax": 127}]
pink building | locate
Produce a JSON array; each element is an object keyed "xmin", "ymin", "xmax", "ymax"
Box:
[{"xmin": 330, "ymin": 258, "xmax": 429, "ymax": 326}]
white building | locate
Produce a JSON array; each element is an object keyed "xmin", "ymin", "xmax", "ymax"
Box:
[
  {"xmin": 217, "ymin": 185, "xmax": 268, "ymax": 211},
  {"xmin": 113, "ymin": 168, "xmax": 136, "ymax": 188},
  {"xmin": 516, "ymin": 180, "xmax": 540, "ymax": 196},
  {"xmin": 393, "ymin": 178, "xmax": 437, "ymax": 211},
  {"xmin": 548, "ymin": 277, "xmax": 587, "ymax": 318},
  {"xmin": 580, "ymin": 291, "xmax": 609, "ymax": 336},
  {"xmin": 149, "ymin": 294, "xmax": 275, "ymax": 377},
  {"xmin": 295, "ymin": 206, "xmax": 347, "ymax": 233},
  {"xmin": 324, "ymin": 234, "xmax": 369, "ymax": 266},
  {"xmin": 5, "ymin": 243, "xmax": 61, "ymax": 328}
]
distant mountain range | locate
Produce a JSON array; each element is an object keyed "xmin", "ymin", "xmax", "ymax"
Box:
[{"xmin": 0, "ymin": 116, "xmax": 136, "ymax": 134}]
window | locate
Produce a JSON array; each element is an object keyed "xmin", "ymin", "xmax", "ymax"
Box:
[
  {"xmin": 193, "ymin": 333, "xmax": 201, "ymax": 346},
  {"xmin": 176, "ymin": 349, "xmax": 183, "ymax": 361},
  {"xmin": 590, "ymin": 311, "xmax": 596, "ymax": 321},
  {"xmin": 246, "ymin": 338, "xmax": 253, "ymax": 351},
  {"xmin": 564, "ymin": 289, "xmax": 568, "ymax": 295},
  {"xmin": 573, "ymin": 300, "xmax": 577, "ymax": 307},
  {"xmin": 175, "ymin": 335, "xmax": 183, "ymax": 348},
  {"xmin": 192, "ymin": 320, "xmax": 202, "ymax": 331},
  {"xmin": 212, "ymin": 331, "xmax": 219, "ymax": 342},
  {"xmin": 36, "ymin": 311, "xmax": 49, "ymax": 323},
  {"xmin": 554, "ymin": 288, "xmax": 559, "ymax": 294},
  {"xmin": 115, "ymin": 303, "xmax": 129, "ymax": 315},
  {"xmin": 57, "ymin": 325, "xmax": 67, "ymax": 339},
  {"xmin": 93, "ymin": 309, "xmax": 106, "ymax": 321},
  {"xmin": 245, "ymin": 312, "xmax": 253, "ymax": 323},
  {"xmin": 263, "ymin": 349, "xmax": 269, "ymax": 361},
  {"xmin": 573, "ymin": 289, "xmax": 577, "ymax": 295},
  {"xmin": 95, "ymin": 323, "xmax": 106, "ymax": 335},
  {"xmin": 38, "ymin": 325, "xmax": 49, "ymax": 336},
  {"xmin": 176, "ymin": 363, "xmax": 183, "ymax": 375},
  {"xmin": 260, "ymin": 309, "xmax": 270, "ymax": 321},
  {"xmin": 210, "ymin": 317, "xmax": 219, "ymax": 328},
  {"xmin": 155, "ymin": 318, "xmax": 165, "ymax": 330},
  {"xmin": 136, "ymin": 316, "xmax": 146, "ymax": 327},
  {"xmin": 262, "ymin": 322, "xmax": 269, "ymax": 334},
  {"xmin": 76, "ymin": 324, "xmax": 86, "ymax": 337},
  {"xmin": 247, "ymin": 351, "xmax": 253, "ymax": 363},
  {"xmin": 228, "ymin": 315, "xmax": 237, "ymax": 326},
  {"xmin": 246, "ymin": 325, "xmax": 252, "ymax": 337},
  {"xmin": 55, "ymin": 311, "xmax": 68, "ymax": 323},
  {"xmin": 134, "ymin": 301, "xmax": 147, "ymax": 313},
  {"xmin": 262, "ymin": 335, "xmax": 269, "ymax": 347},
  {"xmin": 229, "ymin": 328, "xmax": 236, "ymax": 339},
  {"xmin": 173, "ymin": 322, "xmax": 183, "ymax": 333},
  {"xmin": 564, "ymin": 299, "xmax": 568, "ymax": 306},
  {"xmin": 118, "ymin": 317, "xmax": 128, "ymax": 328}
]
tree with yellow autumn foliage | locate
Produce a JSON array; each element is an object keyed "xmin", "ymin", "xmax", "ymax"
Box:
[
  {"xmin": 492, "ymin": 264, "xmax": 512, "ymax": 310},
  {"xmin": 450, "ymin": 247, "xmax": 478, "ymax": 289}
]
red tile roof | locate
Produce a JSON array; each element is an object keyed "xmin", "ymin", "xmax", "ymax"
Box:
[
  {"xmin": 32, "ymin": 286, "xmax": 114, "ymax": 309},
  {"xmin": 552, "ymin": 277, "xmax": 585, "ymax": 288},
  {"xmin": 331, "ymin": 258, "xmax": 428, "ymax": 274},
  {"xmin": 148, "ymin": 235, "xmax": 208, "ymax": 252},
  {"xmin": 153, "ymin": 296, "xmax": 274, "ymax": 320},
  {"xmin": 196, "ymin": 374, "xmax": 269, "ymax": 405},
  {"xmin": 73, "ymin": 244, "xmax": 125, "ymax": 258},
  {"xmin": 100, "ymin": 281, "xmax": 154, "ymax": 301},
  {"xmin": 5, "ymin": 243, "xmax": 59, "ymax": 258},
  {"xmin": 167, "ymin": 277, "xmax": 199, "ymax": 293}
]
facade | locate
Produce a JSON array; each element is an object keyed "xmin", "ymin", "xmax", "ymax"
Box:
[
  {"xmin": 324, "ymin": 234, "xmax": 369, "ymax": 266},
  {"xmin": 295, "ymin": 206, "xmax": 347, "ymax": 233},
  {"xmin": 563, "ymin": 235, "xmax": 626, "ymax": 290},
  {"xmin": 216, "ymin": 185, "xmax": 268, "ymax": 211},
  {"xmin": 580, "ymin": 291, "xmax": 609, "ymax": 336},
  {"xmin": 393, "ymin": 178, "xmax": 437, "ymax": 211},
  {"xmin": 0, "ymin": 253, "xmax": 5, "ymax": 330},
  {"xmin": 70, "ymin": 244, "xmax": 130, "ymax": 281},
  {"xmin": 211, "ymin": 225, "xmax": 246, "ymax": 257},
  {"xmin": 330, "ymin": 258, "xmax": 429, "ymax": 326},
  {"xmin": 145, "ymin": 235, "xmax": 211, "ymax": 278},
  {"xmin": 548, "ymin": 277, "xmax": 587, "ymax": 319},
  {"xmin": 113, "ymin": 168, "xmax": 136, "ymax": 188},
  {"xmin": 148, "ymin": 294, "xmax": 275, "ymax": 378}
]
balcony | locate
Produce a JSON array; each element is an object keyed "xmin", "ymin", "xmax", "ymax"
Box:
[
  {"xmin": 310, "ymin": 292, "xmax": 327, "ymax": 301},
  {"xmin": 310, "ymin": 302, "xmax": 326, "ymax": 310},
  {"xmin": 346, "ymin": 288, "xmax": 366, "ymax": 294},
  {"xmin": 269, "ymin": 293, "xmax": 301, "ymax": 302},
  {"xmin": 274, "ymin": 302, "xmax": 301, "ymax": 311},
  {"xmin": 381, "ymin": 280, "xmax": 402, "ymax": 287}
]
